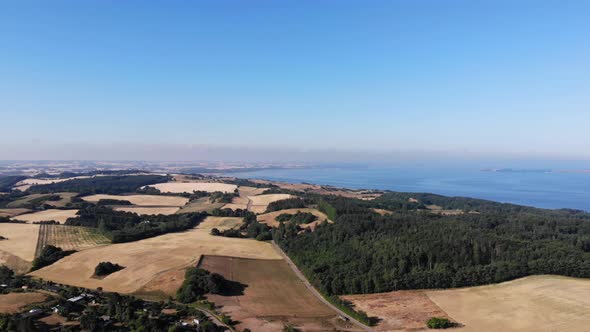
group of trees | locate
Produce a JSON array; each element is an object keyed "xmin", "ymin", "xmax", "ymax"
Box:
[
  {"xmin": 65, "ymin": 206, "xmax": 207, "ymax": 243},
  {"xmin": 31, "ymin": 245, "xmax": 76, "ymax": 271},
  {"xmin": 94, "ymin": 262, "xmax": 125, "ymax": 277},
  {"xmin": 210, "ymin": 213, "xmax": 272, "ymax": 241},
  {"xmin": 266, "ymin": 198, "xmax": 307, "ymax": 212},
  {"xmin": 28, "ymin": 175, "xmax": 169, "ymax": 195},
  {"xmin": 275, "ymin": 193, "xmax": 590, "ymax": 295},
  {"xmin": 276, "ymin": 211, "xmax": 318, "ymax": 224},
  {"xmin": 176, "ymin": 268, "xmax": 227, "ymax": 303}
]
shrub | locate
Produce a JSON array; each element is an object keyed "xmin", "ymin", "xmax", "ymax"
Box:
[
  {"xmin": 94, "ymin": 261, "xmax": 125, "ymax": 277},
  {"xmin": 427, "ymin": 317, "xmax": 454, "ymax": 329}
]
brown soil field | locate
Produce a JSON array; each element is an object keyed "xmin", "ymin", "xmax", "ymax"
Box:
[
  {"xmin": 342, "ymin": 291, "xmax": 451, "ymax": 331},
  {"xmin": 0, "ymin": 208, "xmax": 30, "ymax": 218},
  {"xmin": 257, "ymin": 208, "xmax": 331, "ymax": 230},
  {"xmin": 12, "ymin": 209, "xmax": 79, "ymax": 223},
  {"xmin": 201, "ymin": 255, "xmax": 361, "ymax": 332},
  {"xmin": 36, "ymin": 224, "xmax": 110, "ymax": 253},
  {"xmin": 30, "ymin": 217, "xmax": 281, "ymax": 295},
  {"xmin": 426, "ymin": 275, "xmax": 590, "ymax": 332},
  {"xmin": 147, "ymin": 182, "xmax": 237, "ymax": 194},
  {"xmin": 114, "ymin": 206, "xmax": 180, "ymax": 215},
  {"xmin": 176, "ymin": 197, "xmax": 224, "ymax": 214},
  {"xmin": 0, "ymin": 223, "xmax": 40, "ymax": 262},
  {"xmin": 81, "ymin": 194, "xmax": 188, "ymax": 207},
  {"xmin": 0, "ymin": 292, "xmax": 48, "ymax": 313}
]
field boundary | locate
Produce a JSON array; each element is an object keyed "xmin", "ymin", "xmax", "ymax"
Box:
[{"xmin": 271, "ymin": 241, "xmax": 373, "ymax": 332}]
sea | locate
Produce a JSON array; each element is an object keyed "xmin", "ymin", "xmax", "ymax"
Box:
[{"xmin": 224, "ymin": 166, "xmax": 590, "ymax": 212}]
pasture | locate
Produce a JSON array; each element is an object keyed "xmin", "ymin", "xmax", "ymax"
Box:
[
  {"xmin": 146, "ymin": 182, "xmax": 237, "ymax": 194},
  {"xmin": 81, "ymin": 194, "xmax": 188, "ymax": 207},
  {"xmin": 176, "ymin": 197, "xmax": 224, "ymax": 214},
  {"xmin": 30, "ymin": 217, "xmax": 281, "ymax": 295},
  {"xmin": 201, "ymin": 255, "xmax": 359, "ymax": 332},
  {"xmin": 12, "ymin": 209, "xmax": 79, "ymax": 223},
  {"xmin": 426, "ymin": 275, "xmax": 590, "ymax": 332},
  {"xmin": 0, "ymin": 208, "xmax": 30, "ymax": 218}
]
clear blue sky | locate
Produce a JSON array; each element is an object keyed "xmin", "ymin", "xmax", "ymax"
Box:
[{"xmin": 1, "ymin": 0, "xmax": 589, "ymax": 161}]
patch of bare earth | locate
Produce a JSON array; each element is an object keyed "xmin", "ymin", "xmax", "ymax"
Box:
[
  {"xmin": 342, "ymin": 290, "xmax": 451, "ymax": 331},
  {"xmin": 372, "ymin": 208, "xmax": 393, "ymax": 216},
  {"xmin": 200, "ymin": 255, "xmax": 362, "ymax": 332},
  {"xmin": 0, "ymin": 292, "xmax": 48, "ymax": 313}
]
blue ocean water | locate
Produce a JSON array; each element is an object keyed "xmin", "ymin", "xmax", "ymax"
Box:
[{"xmin": 224, "ymin": 167, "xmax": 590, "ymax": 211}]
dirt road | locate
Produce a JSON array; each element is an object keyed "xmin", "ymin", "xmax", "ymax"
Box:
[{"xmin": 271, "ymin": 241, "xmax": 373, "ymax": 332}]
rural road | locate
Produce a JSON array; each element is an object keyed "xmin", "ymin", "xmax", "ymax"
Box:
[{"xmin": 271, "ymin": 241, "xmax": 374, "ymax": 332}]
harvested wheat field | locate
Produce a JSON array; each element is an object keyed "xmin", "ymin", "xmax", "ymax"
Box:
[
  {"xmin": 426, "ymin": 275, "xmax": 590, "ymax": 332},
  {"xmin": 201, "ymin": 255, "xmax": 361, "ymax": 332},
  {"xmin": 30, "ymin": 217, "xmax": 281, "ymax": 295},
  {"xmin": 257, "ymin": 208, "xmax": 331, "ymax": 229},
  {"xmin": 221, "ymin": 203, "xmax": 248, "ymax": 211},
  {"xmin": 248, "ymin": 194, "xmax": 293, "ymax": 214},
  {"xmin": 36, "ymin": 224, "xmax": 110, "ymax": 252},
  {"xmin": 0, "ymin": 208, "xmax": 30, "ymax": 218},
  {"xmin": 238, "ymin": 186, "xmax": 267, "ymax": 197},
  {"xmin": 114, "ymin": 206, "xmax": 179, "ymax": 215},
  {"xmin": 176, "ymin": 197, "xmax": 224, "ymax": 214},
  {"xmin": 0, "ymin": 223, "xmax": 40, "ymax": 262},
  {"xmin": 147, "ymin": 182, "xmax": 237, "ymax": 194},
  {"xmin": 0, "ymin": 292, "xmax": 48, "ymax": 313},
  {"xmin": 342, "ymin": 290, "xmax": 451, "ymax": 331},
  {"xmin": 13, "ymin": 176, "xmax": 92, "ymax": 191},
  {"xmin": 81, "ymin": 194, "xmax": 188, "ymax": 207},
  {"xmin": 12, "ymin": 209, "xmax": 79, "ymax": 223}
]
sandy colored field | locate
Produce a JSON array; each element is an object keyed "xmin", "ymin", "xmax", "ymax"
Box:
[
  {"xmin": 147, "ymin": 182, "xmax": 237, "ymax": 194},
  {"xmin": 247, "ymin": 194, "xmax": 294, "ymax": 214},
  {"xmin": 81, "ymin": 194, "xmax": 188, "ymax": 207},
  {"xmin": 12, "ymin": 209, "xmax": 79, "ymax": 223},
  {"xmin": 13, "ymin": 176, "xmax": 93, "ymax": 191},
  {"xmin": 426, "ymin": 275, "xmax": 590, "ymax": 332},
  {"xmin": 201, "ymin": 255, "xmax": 360, "ymax": 332},
  {"xmin": 237, "ymin": 186, "xmax": 267, "ymax": 197},
  {"xmin": 0, "ymin": 292, "xmax": 48, "ymax": 313},
  {"xmin": 342, "ymin": 291, "xmax": 451, "ymax": 331},
  {"xmin": 114, "ymin": 206, "xmax": 179, "ymax": 215},
  {"xmin": 372, "ymin": 208, "xmax": 393, "ymax": 216},
  {"xmin": 30, "ymin": 217, "xmax": 281, "ymax": 294},
  {"xmin": 0, "ymin": 208, "xmax": 30, "ymax": 218},
  {"xmin": 221, "ymin": 203, "xmax": 248, "ymax": 211},
  {"xmin": 0, "ymin": 223, "xmax": 40, "ymax": 262},
  {"xmin": 176, "ymin": 197, "xmax": 224, "ymax": 214},
  {"xmin": 257, "ymin": 208, "xmax": 331, "ymax": 230},
  {"xmin": 37, "ymin": 224, "xmax": 110, "ymax": 252}
]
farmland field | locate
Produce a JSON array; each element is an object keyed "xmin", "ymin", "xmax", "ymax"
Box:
[
  {"xmin": 146, "ymin": 182, "xmax": 237, "ymax": 194},
  {"xmin": 12, "ymin": 176, "xmax": 92, "ymax": 191},
  {"xmin": 0, "ymin": 292, "xmax": 48, "ymax": 313},
  {"xmin": 81, "ymin": 194, "xmax": 188, "ymax": 207},
  {"xmin": 12, "ymin": 209, "xmax": 79, "ymax": 223},
  {"xmin": 425, "ymin": 275, "xmax": 590, "ymax": 332},
  {"xmin": 35, "ymin": 224, "xmax": 110, "ymax": 254},
  {"xmin": 342, "ymin": 290, "xmax": 451, "ymax": 331},
  {"xmin": 248, "ymin": 193, "xmax": 293, "ymax": 213},
  {"xmin": 30, "ymin": 217, "xmax": 281, "ymax": 294},
  {"xmin": 176, "ymin": 197, "xmax": 224, "ymax": 214},
  {"xmin": 0, "ymin": 223, "xmax": 40, "ymax": 273},
  {"xmin": 0, "ymin": 208, "xmax": 30, "ymax": 218},
  {"xmin": 201, "ymin": 255, "xmax": 360, "ymax": 332},
  {"xmin": 114, "ymin": 206, "xmax": 179, "ymax": 215}
]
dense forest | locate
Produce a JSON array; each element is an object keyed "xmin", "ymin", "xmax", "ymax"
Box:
[
  {"xmin": 28, "ymin": 175, "xmax": 169, "ymax": 195},
  {"xmin": 274, "ymin": 193, "xmax": 590, "ymax": 295}
]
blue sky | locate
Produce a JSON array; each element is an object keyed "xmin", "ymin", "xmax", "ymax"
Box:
[{"xmin": 1, "ymin": 1, "xmax": 589, "ymax": 161}]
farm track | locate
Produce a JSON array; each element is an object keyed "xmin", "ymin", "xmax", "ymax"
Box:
[{"xmin": 271, "ymin": 241, "xmax": 373, "ymax": 332}]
